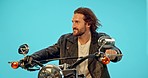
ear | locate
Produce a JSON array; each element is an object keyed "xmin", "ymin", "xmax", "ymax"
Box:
[{"xmin": 86, "ymin": 22, "xmax": 90, "ymax": 27}]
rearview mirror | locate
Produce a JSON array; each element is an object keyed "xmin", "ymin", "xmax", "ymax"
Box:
[{"xmin": 18, "ymin": 44, "xmax": 29, "ymax": 55}]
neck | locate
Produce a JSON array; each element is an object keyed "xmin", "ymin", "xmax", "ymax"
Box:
[{"xmin": 78, "ymin": 30, "xmax": 91, "ymax": 45}]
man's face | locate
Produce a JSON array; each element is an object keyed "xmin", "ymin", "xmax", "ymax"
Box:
[{"xmin": 72, "ymin": 13, "xmax": 87, "ymax": 36}]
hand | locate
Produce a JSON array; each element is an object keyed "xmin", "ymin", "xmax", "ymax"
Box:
[
  {"xmin": 105, "ymin": 49, "xmax": 117, "ymax": 60},
  {"xmin": 20, "ymin": 56, "xmax": 35, "ymax": 69}
]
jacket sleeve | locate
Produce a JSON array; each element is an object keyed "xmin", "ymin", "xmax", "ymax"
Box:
[
  {"xmin": 98, "ymin": 32, "xmax": 122, "ymax": 62},
  {"xmin": 109, "ymin": 46, "xmax": 122, "ymax": 62},
  {"xmin": 30, "ymin": 35, "xmax": 64, "ymax": 61}
]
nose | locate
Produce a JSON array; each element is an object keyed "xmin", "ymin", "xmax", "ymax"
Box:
[{"xmin": 72, "ymin": 22, "xmax": 76, "ymax": 29}]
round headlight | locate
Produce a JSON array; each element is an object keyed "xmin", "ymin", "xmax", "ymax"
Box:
[{"xmin": 38, "ymin": 64, "xmax": 64, "ymax": 78}]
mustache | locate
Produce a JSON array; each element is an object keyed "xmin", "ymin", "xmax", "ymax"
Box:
[{"xmin": 73, "ymin": 28, "xmax": 78, "ymax": 30}]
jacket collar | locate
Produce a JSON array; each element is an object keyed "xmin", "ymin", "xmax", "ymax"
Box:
[
  {"xmin": 66, "ymin": 33, "xmax": 78, "ymax": 44},
  {"xmin": 67, "ymin": 32, "xmax": 99, "ymax": 44}
]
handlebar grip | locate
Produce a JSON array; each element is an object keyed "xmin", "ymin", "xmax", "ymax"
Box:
[{"xmin": 8, "ymin": 59, "xmax": 43, "ymax": 71}]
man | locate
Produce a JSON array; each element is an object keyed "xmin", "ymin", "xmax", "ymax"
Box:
[{"xmin": 22, "ymin": 7, "xmax": 122, "ymax": 78}]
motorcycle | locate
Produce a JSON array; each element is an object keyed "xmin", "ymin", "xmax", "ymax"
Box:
[{"xmin": 8, "ymin": 36, "xmax": 122, "ymax": 78}]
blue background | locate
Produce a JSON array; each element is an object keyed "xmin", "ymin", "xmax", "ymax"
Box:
[{"xmin": 0, "ymin": 0, "xmax": 148, "ymax": 78}]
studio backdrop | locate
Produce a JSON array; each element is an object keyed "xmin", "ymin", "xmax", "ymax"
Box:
[{"xmin": 0, "ymin": 0, "xmax": 147, "ymax": 78}]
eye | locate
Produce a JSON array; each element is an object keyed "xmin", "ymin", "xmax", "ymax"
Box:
[
  {"xmin": 72, "ymin": 20, "xmax": 80, "ymax": 24},
  {"xmin": 75, "ymin": 21, "xmax": 79, "ymax": 23}
]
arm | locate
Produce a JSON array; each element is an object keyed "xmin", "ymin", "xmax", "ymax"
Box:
[
  {"xmin": 31, "ymin": 43, "xmax": 60, "ymax": 61},
  {"xmin": 105, "ymin": 46, "xmax": 122, "ymax": 62},
  {"xmin": 98, "ymin": 32, "xmax": 122, "ymax": 62},
  {"xmin": 20, "ymin": 35, "xmax": 66, "ymax": 69},
  {"xmin": 30, "ymin": 34, "xmax": 66, "ymax": 61}
]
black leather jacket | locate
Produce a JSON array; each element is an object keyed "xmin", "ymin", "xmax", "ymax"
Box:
[{"xmin": 31, "ymin": 31, "xmax": 122, "ymax": 78}]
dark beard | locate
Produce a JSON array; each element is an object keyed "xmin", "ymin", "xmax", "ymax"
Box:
[{"xmin": 73, "ymin": 28, "xmax": 85, "ymax": 36}]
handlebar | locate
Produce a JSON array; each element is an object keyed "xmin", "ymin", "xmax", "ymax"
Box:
[
  {"xmin": 9, "ymin": 51, "xmax": 123, "ymax": 71},
  {"xmin": 8, "ymin": 59, "xmax": 43, "ymax": 71}
]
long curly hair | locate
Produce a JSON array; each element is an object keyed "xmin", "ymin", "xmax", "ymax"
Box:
[{"xmin": 74, "ymin": 7, "xmax": 101, "ymax": 32}]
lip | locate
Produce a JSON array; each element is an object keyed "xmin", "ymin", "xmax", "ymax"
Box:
[
  {"xmin": 73, "ymin": 29, "xmax": 77, "ymax": 31},
  {"xmin": 73, "ymin": 28, "xmax": 78, "ymax": 30}
]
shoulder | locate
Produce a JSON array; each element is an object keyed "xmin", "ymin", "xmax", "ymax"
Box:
[
  {"xmin": 60, "ymin": 33, "xmax": 73, "ymax": 39},
  {"xmin": 92, "ymin": 31, "xmax": 110, "ymax": 38},
  {"xmin": 58, "ymin": 33, "xmax": 77, "ymax": 43},
  {"xmin": 58, "ymin": 33, "xmax": 74, "ymax": 41}
]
